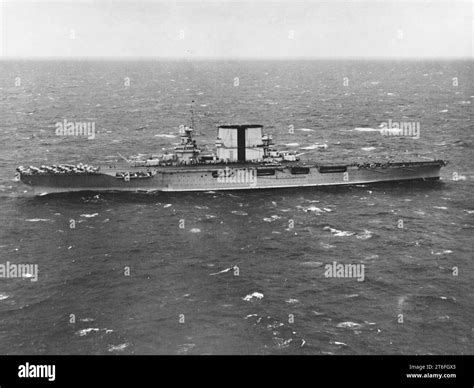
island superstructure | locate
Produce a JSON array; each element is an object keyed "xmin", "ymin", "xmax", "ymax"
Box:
[{"xmin": 16, "ymin": 124, "xmax": 447, "ymax": 194}]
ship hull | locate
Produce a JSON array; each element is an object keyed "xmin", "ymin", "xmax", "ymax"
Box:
[{"xmin": 20, "ymin": 161, "xmax": 445, "ymax": 195}]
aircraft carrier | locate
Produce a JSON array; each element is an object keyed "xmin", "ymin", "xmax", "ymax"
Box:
[{"xmin": 16, "ymin": 124, "xmax": 447, "ymax": 194}]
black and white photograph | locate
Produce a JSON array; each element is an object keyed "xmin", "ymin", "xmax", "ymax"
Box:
[{"xmin": 0, "ymin": 0, "xmax": 472, "ymax": 385}]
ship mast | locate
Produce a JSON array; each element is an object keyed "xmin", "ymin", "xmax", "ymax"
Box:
[{"xmin": 190, "ymin": 100, "xmax": 196, "ymax": 133}]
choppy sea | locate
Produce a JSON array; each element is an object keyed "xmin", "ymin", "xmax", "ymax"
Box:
[{"xmin": 0, "ymin": 59, "xmax": 472, "ymax": 354}]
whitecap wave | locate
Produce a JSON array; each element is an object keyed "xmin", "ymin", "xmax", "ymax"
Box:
[
  {"xmin": 320, "ymin": 242, "xmax": 335, "ymax": 249},
  {"xmin": 0, "ymin": 293, "xmax": 10, "ymax": 301},
  {"xmin": 231, "ymin": 210, "xmax": 248, "ymax": 216},
  {"xmin": 356, "ymin": 229, "xmax": 373, "ymax": 240},
  {"xmin": 263, "ymin": 215, "xmax": 281, "ymax": 222},
  {"xmin": 362, "ymin": 254, "xmax": 379, "ymax": 262},
  {"xmin": 300, "ymin": 143, "xmax": 328, "ymax": 150},
  {"xmin": 80, "ymin": 213, "xmax": 98, "ymax": 218},
  {"xmin": 323, "ymin": 226, "xmax": 355, "ymax": 237},
  {"xmin": 154, "ymin": 134, "xmax": 176, "ymax": 138},
  {"xmin": 108, "ymin": 343, "xmax": 129, "ymax": 352},
  {"xmin": 304, "ymin": 206, "xmax": 323, "ymax": 213},
  {"xmin": 210, "ymin": 266, "xmax": 236, "ymax": 276},
  {"xmin": 243, "ymin": 292, "xmax": 264, "ymax": 301},
  {"xmin": 77, "ymin": 328, "xmax": 100, "ymax": 336},
  {"xmin": 431, "ymin": 250, "xmax": 453, "ymax": 255},
  {"xmin": 298, "ymin": 205, "xmax": 331, "ymax": 213},
  {"xmin": 244, "ymin": 314, "xmax": 258, "ymax": 319},
  {"xmin": 337, "ymin": 321, "xmax": 362, "ymax": 329}
]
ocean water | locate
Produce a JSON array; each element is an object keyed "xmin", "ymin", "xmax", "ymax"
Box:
[{"xmin": 0, "ymin": 59, "xmax": 472, "ymax": 354}]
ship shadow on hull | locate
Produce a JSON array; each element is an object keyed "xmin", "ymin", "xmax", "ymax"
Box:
[{"xmin": 22, "ymin": 177, "xmax": 445, "ymax": 203}]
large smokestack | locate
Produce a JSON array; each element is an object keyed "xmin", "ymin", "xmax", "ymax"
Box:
[{"xmin": 217, "ymin": 125, "xmax": 263, "ymax": 162}]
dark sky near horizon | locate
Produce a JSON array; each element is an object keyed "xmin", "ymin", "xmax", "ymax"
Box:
[{"xmin": 1, "ymin": 0, "xmax": 472, "ymax": 58}]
